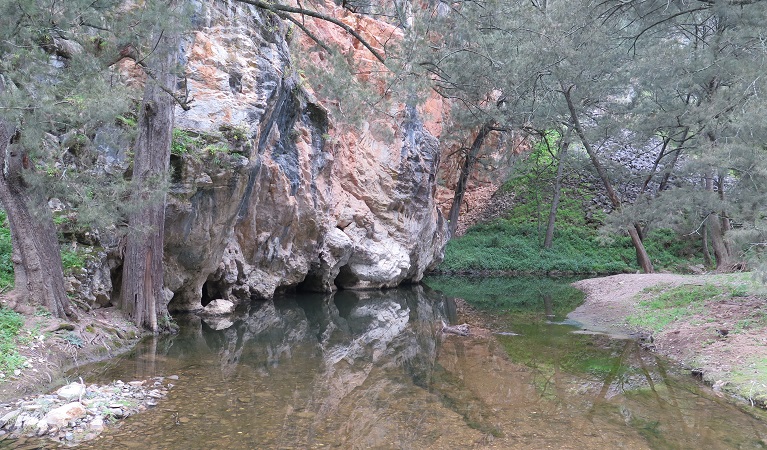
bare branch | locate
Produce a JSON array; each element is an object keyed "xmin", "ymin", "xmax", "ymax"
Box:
[{"xmin": 235, "ymin": 0, "xmax": 386, "ymax": 65}]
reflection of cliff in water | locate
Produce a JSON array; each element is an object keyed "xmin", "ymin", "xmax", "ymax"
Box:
[{"xmin": 76, "ymin": 284, "xmax": 767, "ymax": 450}]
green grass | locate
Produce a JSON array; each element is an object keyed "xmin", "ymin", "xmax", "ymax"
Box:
[
  {"xmin": 627, "ymin": 284, "xmax": 726, "ymax": 332},
  {"xmin": 0, "ymin": 307, "xmax": 25, "ymax": 376},
  {"xmin": 0, "ymin": 211, "xmax": 12, "ymax": 290},
  {"xmin": 729, "ymin": 356, "xmax": 767, "ymax": 407}
]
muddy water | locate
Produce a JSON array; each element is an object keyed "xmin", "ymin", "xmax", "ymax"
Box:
[{"xmin": 55, "ymin": 281, "xmax": 767, "ymax": 448}]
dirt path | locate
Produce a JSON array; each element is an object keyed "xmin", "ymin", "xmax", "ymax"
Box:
[{"xmin": 569, "ymin": 273, "xmax": 767, "ymax": 408}]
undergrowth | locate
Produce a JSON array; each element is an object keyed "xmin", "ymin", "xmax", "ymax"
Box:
[
  {"xmin": 0, "ymin": 307, "xmax": 25, "ymax": 377},
  {"xmin": 439, "ymin": 221, "xmax": 700, "ymax": 274}
]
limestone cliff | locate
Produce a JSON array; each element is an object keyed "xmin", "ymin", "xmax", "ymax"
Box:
[{"xmin": 156, "ymin": 1, "xmax": 447, "ymax": 311}]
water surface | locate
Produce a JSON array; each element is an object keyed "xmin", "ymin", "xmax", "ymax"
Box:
[{"xmin": 49, "ymin": 280, "xmax": 767, "ymax": 448}]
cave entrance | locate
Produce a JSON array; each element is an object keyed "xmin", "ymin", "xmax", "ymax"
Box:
[
  {"xmin": 201, "ymin": 278, "xmax": 226, "ymax": 307},
  {"xmin": 333, "ymin": 264, "xmax": 358, "ymax": 290}
]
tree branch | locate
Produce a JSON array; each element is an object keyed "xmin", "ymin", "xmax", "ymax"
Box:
[{"xmin": 235, "ymin": 0, "xmax": 386, "ymax": 65}]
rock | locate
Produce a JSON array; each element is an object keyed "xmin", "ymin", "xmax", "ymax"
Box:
[
  {"xmin": 56, "ymin": 382, "xmax": 85, "ymax": 401},
  {"xmin": 89, "ymin": 416, "xmax": 104, "ymax": 433},
  {"xmin": 0, "ymin": 409, "xmax": 20, "ymax": 428},
  {"xmin": 43, "ymin": 402, "xmax": 87, "ymax": 428},
  {"xmin": 200, "ymin": 315, "xmax": 234, "ymax": 330},
  {"xmin": 442, "ymin": 323, "xmax": 470, "ymax": 336},
  {"xmin": 158, "ymin": 2, "xmax": 448, "ymax": 313},
  {"xmin": 35, "ymin": 421, "xmax": 49, "ymax": 436},
  {"xmin": 200, "ymin": 299, "xmax": 235, "ymax": 316},
  {"xmin": 128, "ymin": 381, "xmax": 145, "ymax": 387}
]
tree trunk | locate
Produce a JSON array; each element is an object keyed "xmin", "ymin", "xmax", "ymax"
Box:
[
  {"xmin": 447, "ymin": 123, "xmax": 492, "ymax": 237},
  {"xmin": 0, "ymin": 82, "xmax": 74, "ymax": 318},
  {"xmin": 120, "ymin": 31, "xmax": 177, "ymax": 332},
  {"xmin": 562, "ymin": 84, "xmax": 654, "ymax": 273},
  {"xmin": 702, "ymin": 221, "xmax": 713, "ymax": 268},
  {"xmin": 543, "ymin": 128, "xmax": 571, "ymax": 249},
  {"xmin": 703, "ymin": 173, "xmax": 732, "ymax": 271}
]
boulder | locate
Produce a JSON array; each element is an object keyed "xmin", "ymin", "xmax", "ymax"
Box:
[
  {"xmin": 200, "ymin": 299, "xmax": 235, "ymax": 316},
  {"xmin": 56, "ymin": 382, "xmax": 85, "ymax": 401},
  {"xmin": 43, "ymin": 402, "xmax": 86, "ymax": 428}
]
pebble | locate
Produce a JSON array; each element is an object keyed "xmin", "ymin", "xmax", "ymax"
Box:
[{"xmin": 0, "ymin": 376, "xmax": 176, "ymax": 446}]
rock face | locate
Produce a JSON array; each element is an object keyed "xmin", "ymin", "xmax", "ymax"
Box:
[{"xmin": 158, "ymin": 1, "xmax": 447, "ymax": 311}]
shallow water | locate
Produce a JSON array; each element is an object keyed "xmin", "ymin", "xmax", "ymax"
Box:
[{"xmin": 17, "ymin": 281, "xmax": 767, "ymax": 448}]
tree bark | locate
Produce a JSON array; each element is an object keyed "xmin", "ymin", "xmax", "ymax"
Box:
[
  {"xmin": 447, "ymin": 123, "xmax": 492, "ymax": 237},
  {"xmin": 562, "ymin": 84, "xmax": 654, "ymax": 273},
  {"xmin": 543, "ymin": 128, "xmax": 570, "ymax": 249},
  {"xmin": 120, "ymin": 31, "xmax": 177, "ymax": 332},
  {"xmin": 702, "ymin": 221, "xmax": 713, "ymax": 268},
  {"xmin": 704, "ymin": 173, "xmax": 733, "ymax": 271},
  {"xmin": 0, "ymin": 81, "xmax": 74, "ymax": 318}
]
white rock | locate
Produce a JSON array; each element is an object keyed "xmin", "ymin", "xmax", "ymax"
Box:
[
  {"xmin": 35, "ymin": 420, "xmax": 49, "ymax": 436},
  {"xmin": 200, "ymin": 299, "xmax": 235, "ymax": 316},
  {"xmin": 0, "ymin": 409, "xmax": 19, "ymax": 428},
  {"xmin": 56, "ymin": 382, "xmax": 85, "ymax": 401},
  {"xmin": 200, "ymin": 315, "xmax": 234, "ymax": 330}
]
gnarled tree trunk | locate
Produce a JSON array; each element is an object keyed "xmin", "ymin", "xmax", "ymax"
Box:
[
  {"xmin": 704, "ymin": 172, "xmax": 734, "ymax": 271},
  {"xmin": 0, "ymin": 81, "xmax": 74, "ymax": 318},
  {"xmin": 120, "ymin": 31, "xmax": 177, "ymax": 332}
]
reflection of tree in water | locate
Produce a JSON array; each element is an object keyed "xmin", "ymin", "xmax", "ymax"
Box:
[{"xmin": 77, "ymin": 283, "xmax": 767, "ymax": 449}]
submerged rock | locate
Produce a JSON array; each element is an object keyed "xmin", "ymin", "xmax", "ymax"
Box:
[{"xmin": 0, "ymin": 376, "xmax": 176, "ymax": 445}]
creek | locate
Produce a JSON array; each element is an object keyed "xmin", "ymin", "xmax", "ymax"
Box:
[{"xmin": 26, "ymin": 278, "xmax": 767, "ymax": 448}]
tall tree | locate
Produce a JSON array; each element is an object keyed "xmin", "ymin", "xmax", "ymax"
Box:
[
  {"xmin": 600, "ymin": 0, "xmax": 767, "ymax": 271},
  {"xmin": 120, "ymin": 26, "xmax": 180, "ymax": 333}
]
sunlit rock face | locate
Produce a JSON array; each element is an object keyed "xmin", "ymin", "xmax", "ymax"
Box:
[{"xmin": 163, "ymin": 1, "xmax": 447, "ymax": 311}]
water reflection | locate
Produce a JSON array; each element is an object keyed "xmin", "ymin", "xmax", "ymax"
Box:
[{"xmin": 44, "ymin": 282, "xmax": 767, "ymax": 449}]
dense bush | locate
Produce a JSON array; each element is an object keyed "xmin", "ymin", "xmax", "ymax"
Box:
[{"xmin": 438, "ymin": 220, "xmax": 701, "ymax": 274}]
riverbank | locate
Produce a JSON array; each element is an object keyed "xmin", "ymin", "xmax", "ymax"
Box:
[
  {"xmin": 0, "ymin": 306, "xmax": 142, "ymax": 404},
  {"xmin": 569, "ymin": 272, "xmax": 767, "ymax": 408}
]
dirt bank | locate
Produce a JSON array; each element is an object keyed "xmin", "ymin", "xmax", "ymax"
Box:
[
  {"xmin": 0, "ymin": 307, "xmax": 141, "ymax": 404},
  {"xmin": 569, "ymin": 273, "xmax": 767, "ymax": 408}
]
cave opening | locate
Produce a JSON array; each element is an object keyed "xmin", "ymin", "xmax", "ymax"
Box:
[
  {"xmin": 333, "ymin": 264, "xmax": 358, "ymax": 290},
  {"xmin": 201, "ymin": 279, "xmax": 226, "ymax": 307}
]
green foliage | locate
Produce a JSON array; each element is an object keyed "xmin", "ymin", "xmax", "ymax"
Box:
[
  {"xmin": 440, "ymin": 221, "xmax": 635, "ymax": 274},
  {"xmin": 219, "ymin": 124, "xmax": 248, "ymax": 144},
  {"xmin": 60, "ymin": 247, "xmax": 87, "ymax": 274},
  {"xmin": 0, "ymin": 211, "xmax": 13, "ymax": 290},
  {"xmin": 204, "ymin": 144, "xmax": 230, "ymax": 166},
  {"xmin": 171, "ymin": 129, "xmax": 200, "ymax": 156},
  {"xmin": 63, "ymin": 332, "xmax": 84, "ymax": 348},
  {"xmin": 116, "ymin": 114, "xmax": 138, "ymax": 129},
  {"xmin": 0, "ymin": 307, "xmax": 25, "ymax": 375}
]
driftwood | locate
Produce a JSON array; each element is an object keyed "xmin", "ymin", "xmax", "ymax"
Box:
[{"xmin": 441, "ymin": 322, "xmax": 470, "ymax": 336}]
